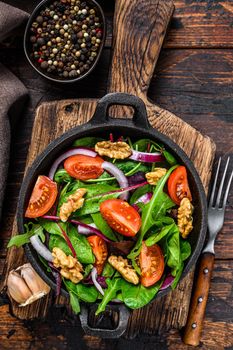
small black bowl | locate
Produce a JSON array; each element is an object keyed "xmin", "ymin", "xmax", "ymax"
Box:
[{"xmin": 24, "ymin": 0, "xmax": 106, "ymax": 83}]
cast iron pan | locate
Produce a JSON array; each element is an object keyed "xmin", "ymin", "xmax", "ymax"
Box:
[{"xmin": 17, "ymin": 92, "xmax": 207, "ymax": 338}]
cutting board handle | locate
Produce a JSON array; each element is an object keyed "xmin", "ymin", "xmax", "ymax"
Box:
[
  {"xmin": 90, "ymin": 92, "xmax": 149, "ymax": 129},
  {"xmin": 108, "ymin": 0, "xmax": 174, "ymax": 98}
]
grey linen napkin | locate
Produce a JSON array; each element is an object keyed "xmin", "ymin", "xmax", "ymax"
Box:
[{"xmin": 0, "ymin": 2, "xmax": 29, "ymax": 221}]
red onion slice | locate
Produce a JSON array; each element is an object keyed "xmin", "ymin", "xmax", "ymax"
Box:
[
  {"xmin": 77, "ymin": 223, "xmax": 97, "ymax": 235},
  {"xmin": 129, "ymin": 150, "xmax": 163, "ymax": 163},
  {"xmin": 30, "ymin": 235, "xmax": 53, "ymax": 262},
  {"xmin": 101, "ymin": 161, "xmax": 129, "ymax": 200},
  {"xmin": 160, "ymin": 274, "xmax": 174, "ymax": 290},
  {"xmin": 48, "ymin": 148, "xmax": 97, "ymax": 180},
  {"xmin": 135, "ymin": 192, "xmax": 153, "ymax": 204},
  {"xmin": 91, "ymin": 267, "xmax": 105, "ymax": 296}
]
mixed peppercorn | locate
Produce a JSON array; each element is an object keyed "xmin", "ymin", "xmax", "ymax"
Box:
[{"xmin": 28, "ymin": 0, "xmax": 104, "ymax": 80}]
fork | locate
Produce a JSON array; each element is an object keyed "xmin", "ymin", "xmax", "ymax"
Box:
[{"xmin": 183, "ymin": 157, "xmax": 233, "ymax": 346}]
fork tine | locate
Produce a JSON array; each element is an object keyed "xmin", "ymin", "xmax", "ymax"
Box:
[
  {"xmin": 222, "ymin": 168, "xmax": 233, "ymax": 209},
  {"xmin": 209, "ymin": 157, "xmax": 221, "ymax": 207},
  {"xmin": 216, "ymin": 157, "xmax": 230, "ymax": 207}
]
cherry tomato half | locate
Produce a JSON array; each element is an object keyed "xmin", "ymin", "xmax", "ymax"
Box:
[
  {"xmin": 139, "ymin": 242, "xmax": 165, "ymax": 287},
  {"xmin": 64, "ymin": 155, "xmax": 104, "ymax": 180},
  {"xmin": 25, "ymin": 175, "xmax": 58, "ymax": 218},
  {"xmin": 100, "ymin": 199, "xmax": 141, "ymax": 237},
  {"xmin": 167, "ymin": 166, "xmax": 192, "ymax": 205},
  {"xmin": 87, "ymin": 235, "xmax": 108, "ymax": 275}
]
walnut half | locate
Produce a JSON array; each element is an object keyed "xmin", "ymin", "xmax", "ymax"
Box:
[
  {"xmin": 108, "ymin": 255, "xmax": 139, "ymax": 285},
  {"xmin": 146, "ymin": 168, "xmax": 167, "ymax": 185},
  {"xmin": 95, "ymin": 141, "xmax": 132, "ymax": 159},
  {"xmin": 60, "ymin": 188, "xmax": 87, "ymax": 222},
  {"xmin": 177, "ymin": 197, "xmax": 194, "ymax": 239},
  {"xmin": 52, "ymin": 247, "xmax": 83, "ymax": 284}
]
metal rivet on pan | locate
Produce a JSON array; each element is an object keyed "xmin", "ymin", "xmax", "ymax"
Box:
[
  {"xmin": 192, "ymin": 323, "xmax": 197, "ymax": 329},
  {"xmin": 198, "ymin": 297, "xmax": 203, "ymax": 303},
  {"xmin": 203, "ymin": 268, "xmax": 209, "ymax": 274}
]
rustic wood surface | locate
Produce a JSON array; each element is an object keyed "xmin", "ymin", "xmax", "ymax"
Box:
[{"xmin": 0, "ymin": 0, "xmax": 233, "ymax": 349}]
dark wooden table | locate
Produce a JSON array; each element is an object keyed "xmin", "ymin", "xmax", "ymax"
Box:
[{"xmin": 0, "ymin": 1, "xmax": 233, "ymax": 349}]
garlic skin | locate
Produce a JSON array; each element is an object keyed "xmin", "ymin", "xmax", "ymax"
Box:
[{"xmin": 7, "ymin": 263, "xmax": 50, "ymax": 307}]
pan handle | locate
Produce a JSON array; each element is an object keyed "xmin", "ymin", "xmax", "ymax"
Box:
[
  {"xmin": 90, "ymin": 92, "xmax": 150, "ymax": 130},
  {"xmin": 79, "ymin": 303, "xmax": 130, "ymax": 338}
]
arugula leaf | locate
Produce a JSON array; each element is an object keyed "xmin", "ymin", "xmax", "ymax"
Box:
[
  {"xmin": 73, "ymin": 137, "xmax": 103, "ymax": 148},
  {"xmin": 54, "ymin": 168, "xmax": 72, "ymax": 183},
  {"xmin": 83, "ymin": 264, "xmax": 94, "ymax": 278},
  {"xmin": 45, "ymin": 221, "xmax": 94, "ymax": 264},
  {"xmin": 145, "ymin": 224, "xmax": 175, "ymax": 247},
  {"xmin": 128, "ymin": 166, "xmax": 177, "ymax": 259},
  {"xmin": 69, "ymin": 291, "xmax": 80, "ymax": 314},
  {"xmin": 7, "ymin": 223, "xmax": 44, "ymax": 248},
  {"xmin": 95, "ymin": 278, "xmax": 122, "ymax": 315},
  {"xmin": 129, "ymin": 184, "xmax": 151, "ymax": 204},
  {"xmin": 163, "ymin": 150, "xmax": 177, "ymax": 166},
  {"xmin": 64, "ymin": 280, "xmax": 98, "ymax": 303},
  {"xmin": 121, "ymin": 279, "xmax": 162, "ymax": 309},
  {"xmin": 91, "ymin": 213, "xmax": 117, "ymax": 241}
]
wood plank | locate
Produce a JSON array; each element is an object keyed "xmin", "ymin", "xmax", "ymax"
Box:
[{"xmin": 3, "ymin": 0, "xmax": 233, "ymax": 49}]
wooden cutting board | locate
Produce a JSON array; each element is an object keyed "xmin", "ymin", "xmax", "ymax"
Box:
[{"xmin": 4, "ymin": 0, "xmax": 216, "ymax": 339}]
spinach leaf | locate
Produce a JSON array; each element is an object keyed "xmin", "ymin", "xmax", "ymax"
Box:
[
  {"xmin": 121, "ymin": 279, "xmax": 162, "ymax": 309},
  {"xmin": 45, "ymin": 221, "xmax": 94, "ymax": 264},
  {"xmin": 115, "ymin": 160, "xmax": 150, "ymax": 175},
  {"xmin": 102, "ymin": 263, "xmax": 115, "ymax": 278},
  {"xmin": 180, "ymin": 239, "xmax": 192, "ymax": 261},
  {"xmin": 145, "ymin": 224, "xmax": 175, "ymax": 247},
  {"xmin": 7, "ymin": 223, "xmax": 44, "ymax": 248},
  {"xmin": 54, "ymin": 168, "xmax": 72, "ymax": 183},
  {"xmin": 64, "ymin": 280, "xmax": 98, "ymax": 303},
  {"xmin": 76, "ymin": 191, "xmax": 120, "ymax": 216},
  {"xmin": 132, "ymin": 139, "xmax": 162, "ymax": 152},
  {"xmin": 128, "ymin": 166, "xmax": 177, "ymax": 259},
  {"xmin": 69, "ymin": 291, "xmax": 80, "ymax": 314},
  {"xmin": 58, "ymin": 182, "xmax": 120, "ymax": 216},
  {"xmin": 73, "ymin": 137, "xmax": 103, "ymax": 148},
  {"xmin": 95, "ymin": 278, "xmax": 122, "ymax": 315},
  {"xmin": 129, "ymin": 184, "xmax": 151, "ymax": 204},
  {"xmin": 91, "ymin": 213, "xmax": 117, "ymax": 241}
]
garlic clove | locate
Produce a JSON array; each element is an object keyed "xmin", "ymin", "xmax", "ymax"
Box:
[
  {"xmin": 19, "ymin": 263, "xmax": 50, "ymax": 296},
  {"xmin": 7, "ymin": 263, "xmax": 50, "ymax": 307},
  {"xmin": 19, "ymin": 291, "xmax": 48, "ymax": 307},
  {"xmin": 7, "ymin": 270, "xmax": 32, "ymax": 304}
]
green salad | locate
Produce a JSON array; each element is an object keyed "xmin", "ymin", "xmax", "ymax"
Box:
[{"xmin": 8, "ymin": 135, "xmax": 194, "ymax": 314}]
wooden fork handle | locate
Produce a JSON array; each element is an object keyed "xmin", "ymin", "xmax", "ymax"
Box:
[{"xmin": 183, "ymin": 252, "xmax": 215, "ymax": 346}]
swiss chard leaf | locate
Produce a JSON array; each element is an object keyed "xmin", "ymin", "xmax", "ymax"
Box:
[
  {"xmin": 7, "ymin": 223, "xmax": 44, "ymax": 248},
  {"xmin": 91, "ymin": 213, "xmax": 117, "ymax": 241}
]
